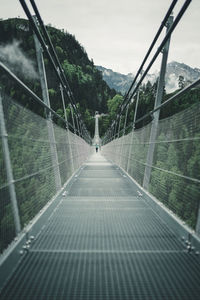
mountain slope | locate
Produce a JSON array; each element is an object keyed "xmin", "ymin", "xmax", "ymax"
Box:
[
  {"xmin": 96, "ymin": 66, "xmax": 134, "ymax": 95},
  {"xmin": 166, "ymin": 61, "xmax": 200, "ymax": 92},
  {"xmin": 0, "ymin": 18, "xmax": 116, "ymax": 119},
  {"xmin": 97, "ymin": 62, "xmax": 200, "ymax": 95}
]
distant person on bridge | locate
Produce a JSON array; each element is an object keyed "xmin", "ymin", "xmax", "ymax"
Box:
[{"xmin": 96, "ymin": 145, "xmax": 98, "ymax": 153}]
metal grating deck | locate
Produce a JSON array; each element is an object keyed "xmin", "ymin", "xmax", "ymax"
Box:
[{"xmin": 0, "ymin": 153, "xmax": 200, "ymax": 299}]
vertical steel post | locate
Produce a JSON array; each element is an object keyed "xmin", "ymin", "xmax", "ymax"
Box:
[
  {"xmin": 117, "ymin": 116, "xmax": 122, "ymax": 138},
  {"xmin": 126, "ymin": 122, "xmax": 134, "ymax": 173},
  {"xmin": 134, "ymin": 89, "xmax": 140, "ymax": 126},
  {"xmin": 108, "ymin": 126, "xmax": 111, "ymax": 143},
  {"xmin": 108, "ymin": 128, "xmax": 111, "ymax": 142},
  {"xmin": 196, "ymin": 205, "xmax": 200, "ymax": 236},
  {"xmin": 126, "ymin": 90, "xmax": 140, "ymax": 173},
  {"xmin": 79, "ymin": 121, "xmax": 83, "ymax": 138},
  {"xmin": 93, "ymin": 112, "xmax": 101, "ymax": 148},
  {"xmin": 109, "ymin": 128, "xmax": 112, "ymax": 143},
  {"xmin": 119, "ymin": 104, "xmax": 129, "ymax": 167},
  {"xmin": 113, "ymin": 120, "xmax": 117, "ymax": 140},
  {"xmin": 94, "ymin": 114, "xmax": 100, "ymax": 138},
  {"xmin": 72, "ymin": 111, "xmax": 80, "ymax": 166},
  {"xmin": 75, "ymin": 114, "xmax": 80, "ymax": 136},
  {"xmin": 123, "ymin": 104, "xmax": 129, "ymax": 136},
  {"xmin": 0, "ymin": 93, "xmax": 21, "ymax": 234},
  {"xmin": 60, "ymin": 84, "xmax": 74, "ymax": 173},
  {"xmin": 112, "ymin": 126, "xmax": 114, "ymax": 141},
  {"xmin": 70, "ymin": 104, "xmax": 76, "ymax": 134},
  {"xmin": 143, "ymin": 15, "xmax": 173, "ymax": 190},
  {"xmin": 34, "ymin": 27, "xmax": 62, "ymax": 191},
  {"xmin": 79, "ymin": 120, "xmax": 82, "ymax": 137},
  {"xmin": 117, "ymin": 115, "xmax": 122, "ymax": 164}
]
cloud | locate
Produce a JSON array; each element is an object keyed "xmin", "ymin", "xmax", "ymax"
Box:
[
  {"xmin": 1, "ymin": 0, "xmax": 199, "ymax": 74},
  {"xmin": 0, "ymin": 40, "xmax": 38, "ymax": 80}
]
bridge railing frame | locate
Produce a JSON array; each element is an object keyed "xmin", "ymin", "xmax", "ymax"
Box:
[{"xmin": 102, "ymin": 0, "xmax": 200, "ymax": 236}]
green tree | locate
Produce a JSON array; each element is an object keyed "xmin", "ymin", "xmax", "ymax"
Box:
[
  {"xmin": 178, "ymin": 75, "xmax": 185, "ymax": 89},
  {"xmin": 107, "ymin": 94, "xmax": 123, "ymax": 119}
]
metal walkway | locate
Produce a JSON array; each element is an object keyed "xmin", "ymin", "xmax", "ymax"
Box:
[{"xmin": 0, "ymin": 153, "xmax": 200, "ymax": 300}]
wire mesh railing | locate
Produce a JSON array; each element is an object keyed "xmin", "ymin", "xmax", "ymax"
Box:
[
  {"xmin": 102, "ymin": 95, "xmax": 200, "ymax": 234},
  {"xmin": 0, "ymin": 0, "xmax": 93, "ymax": 255},
  {"xmin": 102, "ymin": 0, "xmax": 200, "ymax": 236},
  {"xmin": 0, "ymin": 91, "xmax": 91, "ymax": 254}
]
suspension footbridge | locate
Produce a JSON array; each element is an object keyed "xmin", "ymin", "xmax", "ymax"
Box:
[
  {"xmin": 1, "ymin": 152, "xmax": 200, "ymax": 299},
  {"xmin": 0, "ymin": 0, "xmax": 200, "ymax": 299}
]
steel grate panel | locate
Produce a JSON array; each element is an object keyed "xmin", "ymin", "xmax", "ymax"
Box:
[
  {"xmin": 71, "ymin": 178, "xmax": 132, "ymax": 186},
  {"xmin": 32, "ymin": 234, "xmax": 181, "ymax": 252},
  {"xmin": 79, "ymin": 170, "xmax": 123, "ymax": 178},
  {"xmin": 1, "ymin": 252, "xmax": 200, "ymax": 300},
  {"xmin": 62, "ymin": 197, "xmax": 147, "ymax": 208},
  {"xmin": 1, "ymin": 154, "xmax": 200, "ymax": 299},
  {"xmin": 68, "ymin": 188, "xmax": 137, "ymax": 197},
  {"xmin": 31, "ymin": 202, "xmax": 181, "ymax": 251},
  {"xmin": 68, "ymin": 178, "xmax": 137, "ymax": 197},
  {"xmin": 83, "ymin": 165, "xmax": 117, "ymax": 170}
]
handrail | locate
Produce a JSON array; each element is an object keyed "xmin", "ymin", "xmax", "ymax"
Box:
[
  {"xmin": 134, "ymin": 77, "xmax": 200, "ymax": 126},
  {"xmin": 0, "ymin": 62, "xmax": 74, "ymax": 131},
  {"xmin": 19, "ymin": 0, "xmax": 91, "ymax": 142}
]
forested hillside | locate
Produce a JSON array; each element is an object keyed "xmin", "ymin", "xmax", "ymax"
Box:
[
  {"xmin": 99, "ymin": 79, "xmax": 200, "ymax": 137},
  {"xmin": 1, "ymin": 18, "xmax": 199, "ymax": 139},
  {"xmin": 0, "ymin": 18, "xmax": 116, "ymax": 136},
  {"xmin": 0, "ymin": 18, "xmax": 199, "ymax": 254},
  {"xmin": 102, "ymin": 81, "xmax": 200, "ymax": 230}
]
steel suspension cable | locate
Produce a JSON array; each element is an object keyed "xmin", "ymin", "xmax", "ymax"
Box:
[
  {"xmin": 127, "ymin": 0, "xmax": 192, "ymax": 108},
  {"xmin": 0, "ymin": 62, "xmax": 73, "ymax": 130},
  {"xmin": 19, "ymin": 0, "xmax": 90, "ymax": 141},
  {"xmin": 105, "ymin": 0, "xmax": 192, "ymax": 141},
  {"xmin": 29, "ymin": 0, "xmax": 75, "ymax": 104},
  {"xmin": 121, "ymin": 0, "xmax": 178, "ymax": 109}
]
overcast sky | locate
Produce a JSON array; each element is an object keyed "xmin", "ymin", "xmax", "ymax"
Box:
[{"xmin": 1, "ymin": 0, "xmax": 200, "ymax": 74}]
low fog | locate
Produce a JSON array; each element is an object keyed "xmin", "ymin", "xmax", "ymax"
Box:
[{"xmin": 0, "ymin": 40, "xmax": 38, "ymax": 80}]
